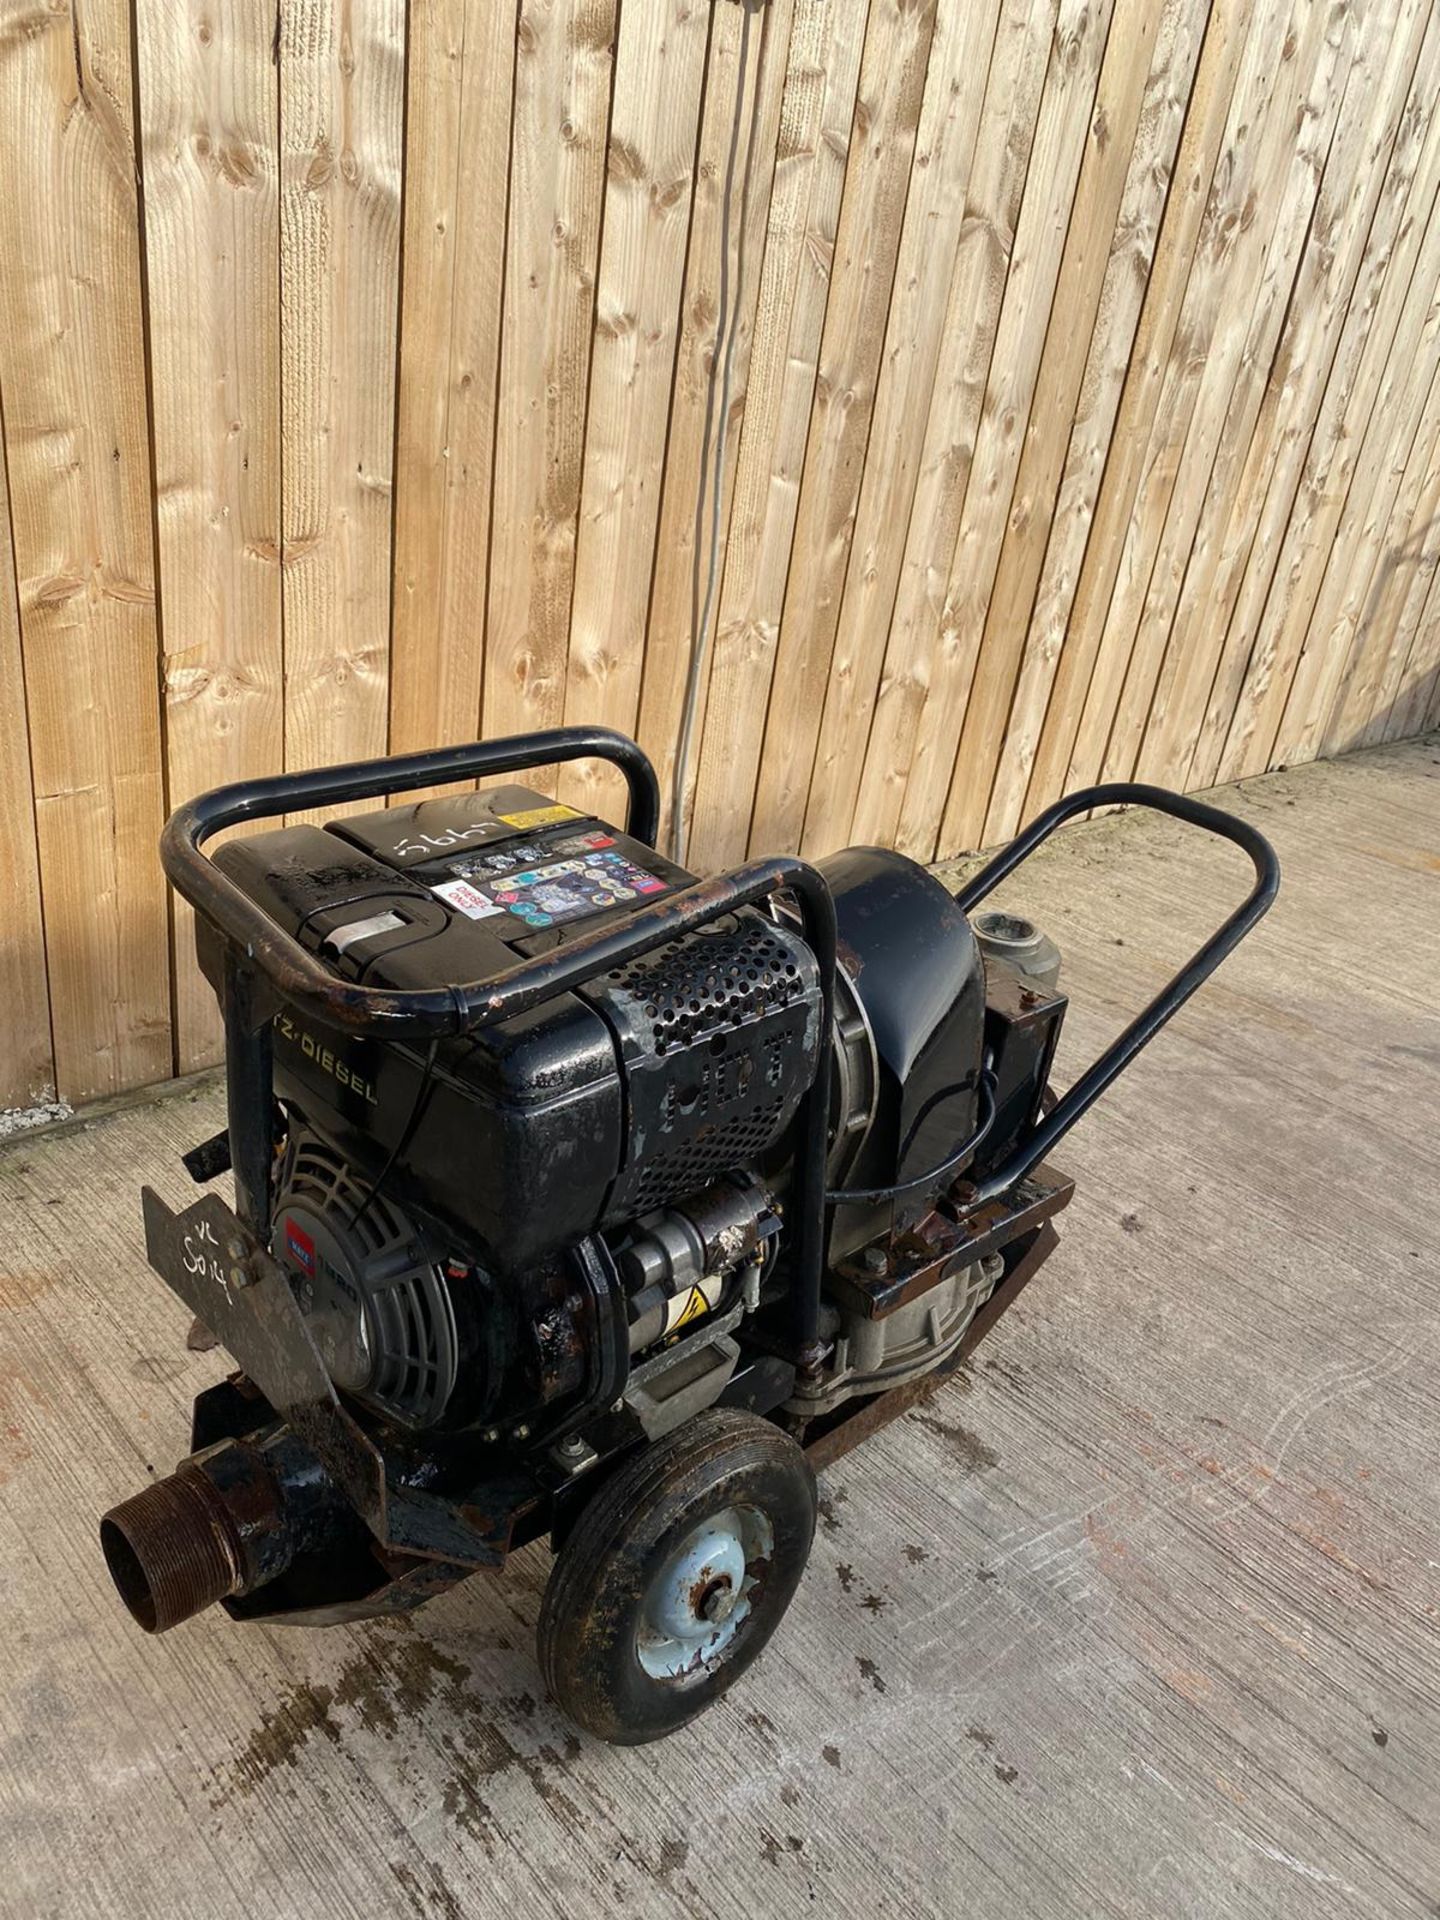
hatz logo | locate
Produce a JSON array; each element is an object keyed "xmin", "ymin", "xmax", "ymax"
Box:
[{"xmin": 284, "ymin": 1218, "xmax": 316, "ymax": 1278}]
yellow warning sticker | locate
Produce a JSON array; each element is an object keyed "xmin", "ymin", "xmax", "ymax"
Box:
[
  {"xmin": 672, "ymin": 1287, "xmax": 710, "ymax": 1330},
  {"xmin": 497, "ymin": 803, "xmax": 582, "ymax": 829}
]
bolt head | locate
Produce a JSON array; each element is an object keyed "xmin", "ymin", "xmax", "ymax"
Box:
[{"xmin": 700, "ymin": 1578, "xmax": 736, "ymax": 1623}]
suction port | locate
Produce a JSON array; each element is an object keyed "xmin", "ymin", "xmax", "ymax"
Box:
[{"xmin": 100, "ymin": 1469, "xmax": 243, "ymax": 1633}]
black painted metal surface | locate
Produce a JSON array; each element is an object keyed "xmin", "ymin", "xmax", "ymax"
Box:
[{"xmin": 111, "ymin": 736, "xmax": 1278, "ymax": 1639}]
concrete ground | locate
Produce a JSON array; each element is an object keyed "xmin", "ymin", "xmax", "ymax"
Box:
[{"xmin": 1, "ymin": 738, "xmax": 1437, "ymax": 1920}]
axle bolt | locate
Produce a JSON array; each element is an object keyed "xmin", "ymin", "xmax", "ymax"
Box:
[{"xmin": 698, "ymin": 1575, "xmax": 736, "ymax": 1623}]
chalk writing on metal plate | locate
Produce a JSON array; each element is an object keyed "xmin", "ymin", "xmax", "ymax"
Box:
[{"xmin": 181, "ymin": 1217, "xmax": 231, "ymax": 1301}]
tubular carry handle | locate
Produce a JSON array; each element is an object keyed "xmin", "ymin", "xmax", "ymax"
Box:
[
  {"xmin": 163, "ymin": 726, "xmax": 664, "ymax": 1037},
  {"xmin": 956, "ymin": 782, "xmax": 1281, "ymax": 1208},
  {"xmin": 163, "ymin": 722, "xmax": 836, "ymax": 1046}
]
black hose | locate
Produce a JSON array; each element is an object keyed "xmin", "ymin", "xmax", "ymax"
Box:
[{"xmin": 824, "ymin": 1074, "xmax": 997, "ymax": 1208}]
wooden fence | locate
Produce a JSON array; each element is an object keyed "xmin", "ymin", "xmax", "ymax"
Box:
[{"xmin": 1, "ymin": 0, "xmax": 1438, "ymax": 1108}]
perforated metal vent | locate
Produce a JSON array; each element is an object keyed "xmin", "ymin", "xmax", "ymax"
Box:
[
  {"xmin": 275, "ymin": 1132, "xmax": 458, "ymax": 1430},
  {"xmin": 590, "ymin": 912, "xmax": 823, "ymax": 1221},
  {"xmin": 603, "ymin": 921, "xmax": 807, "ymax": 1056},
  {"xmin": 625, "ymin": 1095, "xmax": 787, "ymax": 1215}
]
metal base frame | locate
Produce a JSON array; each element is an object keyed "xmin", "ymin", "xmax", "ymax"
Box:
[{"xmin": 799, "ymin": 1220, "xmax": 1062, "ymax": 1473}]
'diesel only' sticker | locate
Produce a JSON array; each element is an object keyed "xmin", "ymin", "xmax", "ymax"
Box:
[{"xmin": 429, "ymin": 877, "xmax": 504, "ymax": 920}]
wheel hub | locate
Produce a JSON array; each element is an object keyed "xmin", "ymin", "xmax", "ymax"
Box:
[{"xmin": 635, "ymin": 1505, "xmax": 772, "ymax": 1683}]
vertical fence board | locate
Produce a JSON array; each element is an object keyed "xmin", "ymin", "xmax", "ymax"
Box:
[
  {"xmin": 280, "ymin": 0, "xmax": 405, "ymax": 793},
  {"xmin": 0, "ymin": 428, "xmax": 54, "ymax": 1107},
  {"xmin": 0, "ymin": 0, "xmax": 170, "ymax": 1102},
  {"xmin": 637, "ymin": 0, "xmax": 796, "ymax": 847},
  {"xmin": 388, "ymin": 0, "xmax": 466, "ymax": 761},
  {"xmin": 747, "ymin": 0, "xmax": 939, "ymax": 856},
  {"xmin": 138, "ymin": 0, "xmax": 283, "ymax": 1070},
  {"xmin": 849, "ymin": 0, "xmax": 1057, "ymax": 853},
  {"xmin": 484, "ymin": 0, "xmax": 615, "ymax": 793},
  {"xmin": 558, "ymin": 0, "xmax": 713, "ymax": 823},
  {"xmin": 686, "ymin": 0, "xmax": 870, "ymax": 872},
  {"xmin": 408, "ymin": 0, "xmax": 516, "ymax": 770},
  {"xmin": 797, "ymin": 0, "xmax": 1003, "ymax": 858},
  {"xmin": 389, "ymin": 0, "xmax": 503, "ymax": 782}
]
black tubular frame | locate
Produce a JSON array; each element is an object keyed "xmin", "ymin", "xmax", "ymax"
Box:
[
  {"xmin": 955, "ymin": 782, "xmax": 1280, "ymax": 1208},
  {"xmin": 162, "ymin": 733, "xmax": 1276, "ymax": 1379},
  {"xmin": 162, "ymin": 727, "xmax": 838, "ymax": 1371}
]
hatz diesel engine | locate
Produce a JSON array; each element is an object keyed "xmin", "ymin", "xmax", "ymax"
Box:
[{"xmin": 101, "ymin": 728, "xmax": 1277, "ymax": 1743}]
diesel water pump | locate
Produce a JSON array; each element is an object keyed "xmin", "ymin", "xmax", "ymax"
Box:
[{"xmin": 100, "ymin": 727, "xmax": 1277, "ymax": 1744}]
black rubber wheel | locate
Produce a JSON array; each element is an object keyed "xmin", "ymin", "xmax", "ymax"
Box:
[{"xmin": 537, "ymin": 1407, "xmax": 816, "ymax": 1745}]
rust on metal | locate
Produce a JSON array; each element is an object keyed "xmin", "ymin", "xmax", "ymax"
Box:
[
  {"xmin": 100, "ymin": 1467, "xmax": 246, "ymax": 1633},
  {"xmin": 830, "ymin": 1162, "xmax": 1073, "ymax": 1321},
  {"xmin": 801, "ymin": 1221, "xmax": 1062, "ymax": 1473}
]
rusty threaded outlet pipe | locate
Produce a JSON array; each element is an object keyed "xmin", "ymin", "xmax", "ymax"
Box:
[{"xmin": 100, "ymin": 1467, "xmax": 245, "ymax": 1633}]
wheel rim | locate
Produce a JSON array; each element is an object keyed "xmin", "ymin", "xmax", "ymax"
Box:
[{"xmin": 634, "ymin": 1504, "xmax": 774, "ymax": 1685}]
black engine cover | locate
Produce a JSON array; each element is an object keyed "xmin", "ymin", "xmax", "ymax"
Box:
[
  {"xmin": 202, "ymin": 785, "xmax": 823, "ymax": 1273},
  {"xmin": 818, "ymin": 845, "xmax": 987, "ymax": 1244}
]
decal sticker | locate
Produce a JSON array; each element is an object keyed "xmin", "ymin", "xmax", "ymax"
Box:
[
  {"xmin": 445, "ymin": 849, "xmax": 672, "ymax": 927},
  {"xmin": 663, "ymin": 1277, "xmax": 722, "ymax": 1334},
  {"xmin": 496, "ymin": 803, "xmax": 582, "ymax": 829},
  {"xmin": 284, "ymin": 1218, "xmax": 316, "ymax": 1278},
  {"xmin": 431, "ymin": 877, "xmax": 504, "ymax": 920},
  {"xmin": 550, "ymin": 830, "xmax": 616, "ymax": 854},
  {"xmin": 322, "ymin": 908, "xmax": 406, "ymax": 955}
]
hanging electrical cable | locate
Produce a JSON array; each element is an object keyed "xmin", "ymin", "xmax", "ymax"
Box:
[{"xmin": 669, "ymin": 0, "xmax": 771, "ymax": 866}]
